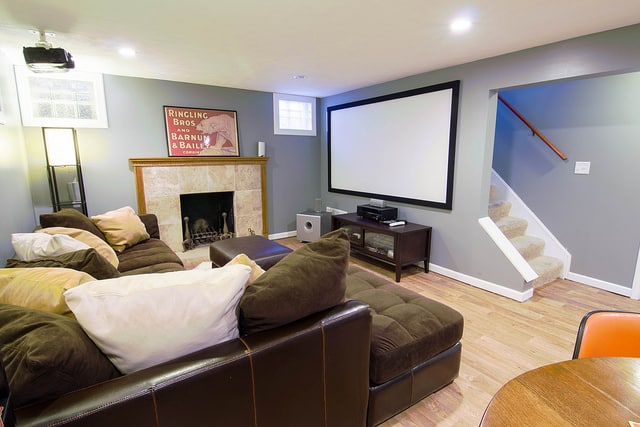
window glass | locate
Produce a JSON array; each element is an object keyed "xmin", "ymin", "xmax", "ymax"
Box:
[{"xmin": 273, "ymin": 93, "xmax": 316, "ymax": 136}]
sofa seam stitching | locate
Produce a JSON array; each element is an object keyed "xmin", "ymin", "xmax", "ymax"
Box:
[{"xmin": 239, "ymin": 336, "xmax": 258, "ymax": 427}]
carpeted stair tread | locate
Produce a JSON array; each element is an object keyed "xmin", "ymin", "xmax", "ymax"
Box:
[
  {"xmin": 489, "ymin": 185, "xmax": 500, "ymax": 203},
  {"xmin": 489, "ymin": 189, "xmax": 564, "ymax": 289},
  {"xmin": 510, "ymin": 235, "xmax": 545, "ymax": 261},
  {"xmin": 529, "ymin": 255, "xmax": 563, "ymax": 288},
  {"xmin": 488, "ymin": 200, "xmax": 511, "ymax": 221},
  {"xmin": 494, "ymin": 216, "xmax": 528, "ymax": 239}
]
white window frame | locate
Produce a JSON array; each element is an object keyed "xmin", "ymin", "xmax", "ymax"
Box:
[
  {"xmin": 273, "ymin": 93, "xmax": 316, "ymax": 136},
  {"xmin": 14, "ymin": 65, "xmax": 108, "ymax": 128}
]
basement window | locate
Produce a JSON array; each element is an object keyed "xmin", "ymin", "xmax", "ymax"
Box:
[
  {"xmin": 273, "ymin": 93, "xmax": 316, "ymax": 136},
  {"xmin": 14, "ymin": 66, "xmax": 108, "ymax": 128}
]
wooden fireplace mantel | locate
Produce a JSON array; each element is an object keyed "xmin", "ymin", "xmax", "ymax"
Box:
[
  {"xmin": 129, "ymin": 156, "xmax": 269, "ymax": 240},
  {"xmin": 129, "ymin": 156, "xmax": 268, "ymax": 168}
]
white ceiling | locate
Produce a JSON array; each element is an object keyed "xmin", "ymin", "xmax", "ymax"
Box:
[{"xmin": 1, "ymin": 0, "xmax": 639, "ymax": 97}]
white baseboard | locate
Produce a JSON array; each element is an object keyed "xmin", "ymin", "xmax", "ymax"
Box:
[
  {"xmin": 430, "ymin": 263, "xmax": 534, "ymax": 302},
  {"xmin": 567, "ymin": 271, "xmax": 632, "ymax": 297},
  {"xmin": 269, "ymin": 230, "xmax": 297, "ymax": 240}
]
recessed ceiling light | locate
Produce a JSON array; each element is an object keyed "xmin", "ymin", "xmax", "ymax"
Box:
[
  {"xmin": 118, "ymin": 46, "xmax": 136, "ymax": 57},
  {"xmin": 450, "ymin": 17, "xmax": 472, "ymax": 34},
  {"xmin": 293, "ymin": 74, "xmax": 306, "ymax": 80}
]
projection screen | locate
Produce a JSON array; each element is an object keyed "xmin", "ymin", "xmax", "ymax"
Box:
[{"xmin": 328, "ymin": 80, "xmax": 460, "ymax": 210}]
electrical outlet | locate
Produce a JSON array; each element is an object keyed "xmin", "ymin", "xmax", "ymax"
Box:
[{"xmin": 574, "ymin": 161, "xmax": 591, "ymax": 175}]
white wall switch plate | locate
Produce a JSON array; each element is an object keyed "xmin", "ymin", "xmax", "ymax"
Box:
[{"xmin": 574, "ymin": 161, "xmax": 591, "ymax": 175}]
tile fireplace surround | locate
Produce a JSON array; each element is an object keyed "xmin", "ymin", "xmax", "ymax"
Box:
[{"xmin": 129, "ymin": 157, "xmax": 268, "ymax": 253}]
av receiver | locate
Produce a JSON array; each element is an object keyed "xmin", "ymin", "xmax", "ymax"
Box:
[{"xmin": 356, "ymin": 204, "xmax": 397, "ymax": 222}]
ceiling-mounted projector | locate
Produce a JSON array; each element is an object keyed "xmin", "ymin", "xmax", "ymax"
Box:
[{"xmin": 23, "ymin": 31, "xmax": 74, "ymax": 72}]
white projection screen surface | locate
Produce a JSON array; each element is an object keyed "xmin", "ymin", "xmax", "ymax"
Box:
[{"xmin": 328, "ymin": 80, "xmax": 459, "ymax": 210}]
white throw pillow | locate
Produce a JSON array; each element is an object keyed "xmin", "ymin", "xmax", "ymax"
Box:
[
  {"xmin": 64, "ymin": 264, "xmax": 251, "ymax": 374},
  {"xmin": 37, "ymin": 227, "xmax": 120, "ymax": 268},
  {"xmin": 11, "ymin": 233, "xmax": 91, "ymax": 261}
]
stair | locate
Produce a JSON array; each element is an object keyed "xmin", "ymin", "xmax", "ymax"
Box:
[{"xmin": 489, "ymin": 187, "xmax": 563, "ymax": 288}]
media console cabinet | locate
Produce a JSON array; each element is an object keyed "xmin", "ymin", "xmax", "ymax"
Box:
[{"xmin": 332, "ymin": 213, "xmax": 432, "ymax": 282}]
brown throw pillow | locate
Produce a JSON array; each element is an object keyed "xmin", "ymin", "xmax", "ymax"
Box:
[
  {"xmin": 37, "ymin": 227, "xmax": 120, "ymax": 268},
  {"xmin": 0, "ymin": 304, "xmax": 120, "ymax": 407},
  {"xmin": 239, "ymin": 229, "xmax": 350, "ymax": 335},
  {"xmin": 40, "ymin": 209, "xmax": 107, "ymax": 242}
]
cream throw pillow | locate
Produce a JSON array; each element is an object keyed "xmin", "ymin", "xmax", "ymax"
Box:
[
  {"xmin": 0, "ymin": 268, "xmax": 96, "ymax": 316},
  {"xmin": 37, "ymin": 227, "xmax": 120, "ymax": 268},
  {"xmin": 91, "ymin": 206, "xmax": 150, "ymax": 252},
  {"xmin": 225, "ymin": 253, "xmax": 265, "ymax": 285},
  {"xmin": 11, "ymin": 233, "xmax": 90, "ymax": 261},
  {"xmin": 64, "ymin": 264, "xmax": 251, "ymax": 374}
]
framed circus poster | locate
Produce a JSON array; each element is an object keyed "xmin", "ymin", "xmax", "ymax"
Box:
[{"xmin": 164, "ymin": 106, "xmax": 239, "ymax": 157}]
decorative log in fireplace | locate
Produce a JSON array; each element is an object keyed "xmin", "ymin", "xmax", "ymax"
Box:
[{"xmin": 182, "ymin": 215, "xmax": 233, "ymax": 250}]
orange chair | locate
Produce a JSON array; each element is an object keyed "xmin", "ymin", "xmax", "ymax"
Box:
[{"xmin": 572, "ymin": 310, "xmax": 640, "ymax": 359}]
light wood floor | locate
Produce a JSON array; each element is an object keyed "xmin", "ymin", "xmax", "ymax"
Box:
[{"xmin": 278, "ymin": 237, "xmax": 640, "ymax": 427}]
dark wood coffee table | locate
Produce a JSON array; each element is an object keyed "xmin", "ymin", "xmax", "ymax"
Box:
[{"xmin": 480, "ymin": 357, "xmax": 640, "ymax": 426}]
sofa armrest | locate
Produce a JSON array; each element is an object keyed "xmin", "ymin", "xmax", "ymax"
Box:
[
  {"xmin": 138, "ymin": 214, "xmax": 160, "ymax": 239},
  {"xmin": 15, "ymin": 300, "xmax": 372, "ymax": 427}
]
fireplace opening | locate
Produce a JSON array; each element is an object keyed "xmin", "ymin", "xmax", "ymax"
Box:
[{"xmin": 180, "ymin": 191, "xmax": 234, "ymax": 250}]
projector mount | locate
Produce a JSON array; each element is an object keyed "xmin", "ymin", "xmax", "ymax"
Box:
[{"xmin": 33, "ymin": 30, "xmax": 54, "ymax": 49}]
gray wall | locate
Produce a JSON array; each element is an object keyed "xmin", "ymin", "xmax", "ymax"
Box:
[
  {"xmin": 493, "ymin": 72, "xmax": 640, "ymax": 288},
  {"xmin": 21, "ymin": 75, "xmax": 322, "ymax": 238},
  {"xmin": 321, "ymin": 24, "xmax": 640, "ymax": 294},
  {"xmin": 0, "ymin": 51, "xmax": 36, "ymax": 265}
]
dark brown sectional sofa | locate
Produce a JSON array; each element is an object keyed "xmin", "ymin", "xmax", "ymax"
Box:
[
  {"xmin": 38, "ymin": 208, "xmax": 185, "ymax": 275},
  {"xmin": 4, "ymin": 301, "xmax": 371, "ymax": 427},
  {"xmin": 0, "ymin": 213, "xmax": 464, "ymax": 427}
]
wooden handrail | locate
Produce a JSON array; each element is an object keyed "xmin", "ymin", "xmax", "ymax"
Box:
[{"xmin": 498, "ymin": 94, "xmax": 567, "ymax": 161}]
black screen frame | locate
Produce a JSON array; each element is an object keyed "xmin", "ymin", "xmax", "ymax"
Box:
[{"xmin": 327, "ymin": 80, "xmax": 460, "ymax": 210}]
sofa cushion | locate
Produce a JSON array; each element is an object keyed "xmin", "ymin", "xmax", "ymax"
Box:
[
  {"xmin": 239, "ymin": 229, "xmax": 349, "ymax": 335},
  {"xmin": 91, "ymin": 206, "xmax": 150, "ymax": 252},
  {"xmin": 0, "ymin": 267, "xmax": 96, "ymax": 316},
  {"xmin": 37, "ymin": 227, "xmax": 120, "ymax": 268},
  {"xmin": 5, "ymin": 249, "xmax": 121, "ymax": 281},
  {"xmin": 40, "ymin": 209, "xmax": 107, "ymax": 242},
  {"xmin": 64, "ymin": 264, "xmax": 251, "ymax": 374},
  {"xmin": 116, "ymin": 238, "xmax": 185, "ymax": 275},
  {"xmin": 345, "ymin": 265, "xmax": 464, "ymax": 384},
  {"xmin": 0, "ymin": 304, "xmax": 120, "ymax": 407},
  {"xmin": 11, "ymin": 233, "xmax": 90, "ymax": 262}
]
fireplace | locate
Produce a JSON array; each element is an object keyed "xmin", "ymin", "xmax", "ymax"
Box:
[
  {"xmin": 181, "ymin": 191, "xmax": 234, "ymax": 250},
  {"xmin": 129, "ymin": 157, "xmax": 268, "ymax": 252}
]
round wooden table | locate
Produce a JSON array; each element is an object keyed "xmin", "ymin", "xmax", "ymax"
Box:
[{"xmin": 480, "ymin": 357, "xmax": 640, "ymax": 426}]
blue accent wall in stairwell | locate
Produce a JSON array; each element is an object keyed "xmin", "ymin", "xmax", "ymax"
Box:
[{"xmin": 493, "ymin": 72, "xmax": 640, "ymax": 288}]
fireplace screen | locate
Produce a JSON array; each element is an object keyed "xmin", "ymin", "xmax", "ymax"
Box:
[{"xmin": 180, "ymin": 191, "xmax": 234, "ymax": 250}]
